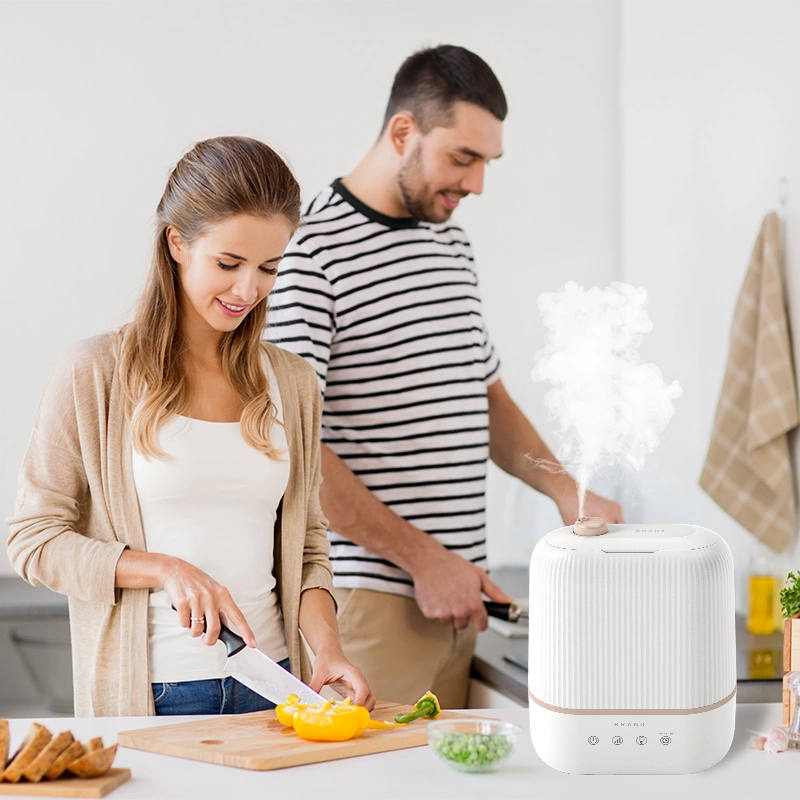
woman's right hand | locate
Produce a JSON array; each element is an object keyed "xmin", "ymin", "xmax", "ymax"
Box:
[
  {"xmin": 158, "ymin": 556, "xmax": 257, "ymax": 648},
  {"xmin": 115, "ymin": 550, "xmax": 256, "ymax": 648}
]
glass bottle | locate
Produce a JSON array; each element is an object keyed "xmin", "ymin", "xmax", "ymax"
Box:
[
  {"xmin": 746, "ymin": 542, "xmax": 776, "ymax": 635},
  {"xmin": 773, "ymin": 571, "xmax": 786, "ymax": 631},
  {"xmin": 788, "ymin": 671, "xmax": 800, "ymax": 750}
]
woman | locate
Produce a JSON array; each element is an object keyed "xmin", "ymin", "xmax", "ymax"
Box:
[{"xmin": 7, "ymin": 136, "xmax": 375, "ymax": 717}]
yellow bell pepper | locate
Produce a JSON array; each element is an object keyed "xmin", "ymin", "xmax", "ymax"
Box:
[
  {"xmin": 276, "ymin": 693, "xmax": 408, "ymax": 739},
  {"xmin": 275, "ymin": 694, "xmax": 307, "ymax": 728},
  {"xmin": 366, "ymin": 718, "xmax": 406, "ymax": 729},
  {"xmin": 293, "ymin": 700, "xmax": 370, "ymax": 742}
]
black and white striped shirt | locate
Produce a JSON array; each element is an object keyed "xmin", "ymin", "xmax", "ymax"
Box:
[{"xmin": 265, "ymin": 179, "xmax": 500, "ymax": 597}]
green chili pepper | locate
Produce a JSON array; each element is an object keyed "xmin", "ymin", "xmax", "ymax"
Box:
[{"xmin": 394, "ymin": 691, "xmax": 441, "ymax": 724}]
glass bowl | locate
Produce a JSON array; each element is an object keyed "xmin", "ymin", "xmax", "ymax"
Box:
[{"xmin": 426, "ymin": 718, "xmax": 521, "ymax": 773}]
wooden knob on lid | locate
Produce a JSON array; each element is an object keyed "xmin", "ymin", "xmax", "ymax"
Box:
[{"xmin": 573, "ymin": 516, "xmax": 609, "ymax": 536}]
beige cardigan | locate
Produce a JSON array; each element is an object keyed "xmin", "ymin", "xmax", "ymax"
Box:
[{"xmin": 7, "ymin": 333, "xmax": 334, "ymax": 716}]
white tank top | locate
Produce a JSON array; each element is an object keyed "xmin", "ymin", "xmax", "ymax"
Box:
[{"xmin": 132, "ymin": 365, "xmax": 290, "ymax": 683}]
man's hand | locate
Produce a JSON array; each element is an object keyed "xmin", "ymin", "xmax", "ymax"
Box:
[
  {"xmin": 555, "ymin": 485, "xmax": 624, "ymax": 526},
  {"xmin": 410, "ymin": 543, "xmax": 513, "ymax": 632},
  {"xmin": 486, "ymin": 380, "xmax": 624, "ymax": 525}
]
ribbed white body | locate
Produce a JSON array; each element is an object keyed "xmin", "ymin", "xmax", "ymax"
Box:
[{"xmin": 528, "ymin": 524, "xmax": 736, "ymax": 774}]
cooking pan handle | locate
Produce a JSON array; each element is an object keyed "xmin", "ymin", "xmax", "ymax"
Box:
[{"xmin": 484, "ymin": 601, "xmax": 521, "ymax": 622}]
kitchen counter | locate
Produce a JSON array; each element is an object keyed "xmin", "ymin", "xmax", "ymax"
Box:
[
  {"xmin": 3, "ymin": 704, "xmax": 795, "ymax": 799},
  {"xmin": 471, "ymin": 566, "xmax": 528, "ymax": 705},
  {"xmin": 474, "ymin": 567, "xmax": 784, "ymax": 705},
  {"xmin": 472, "ymin": 626, "xmax": 528, "ymax": 704},
  {"xmin": 0, "ymin": 577, "xmax": 68, "ymax": 619}
]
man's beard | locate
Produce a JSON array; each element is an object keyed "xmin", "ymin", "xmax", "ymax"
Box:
[{"xmin": 397, "ymin": 143, "xmax": 452, "ymax": 224}]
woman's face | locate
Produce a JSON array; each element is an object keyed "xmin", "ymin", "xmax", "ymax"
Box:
[{"xmin": 167, "ymin": 213, "xmax": 294, "ymax": 339}]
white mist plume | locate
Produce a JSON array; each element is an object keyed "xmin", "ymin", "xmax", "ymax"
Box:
[{"xmin": 531, "ymin": 281, "xmax": 682, "ymax": 516}]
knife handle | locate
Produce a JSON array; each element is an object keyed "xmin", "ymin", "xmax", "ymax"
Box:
[
  {"xmin": 484, "ymin": 601, "xmax": 520, "ymax": 622},
  {"xmin": 217, "ymin": 624, "xmax": 246, "ymax": 658},
  {"xmin": 170, "ymin": 605, "xmax": 246, "ymax": 657}
]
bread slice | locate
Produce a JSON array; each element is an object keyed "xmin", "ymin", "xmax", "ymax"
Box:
[
  {"xmin": 66, "ymin": 743, "xmax": 117, "ymax": 779},
  {"xmin": 44, "ymin": 740, "xmax": 85, "ymax": 781},
  {"xmin": 2, "ymin": 722, "xmax": 52, "ymax": 782},
  {"xmin": 22, "ymin": 730, "xmax": 74, "ymax": 782},
  {"xmin": 0, "ymin": 719, "xmax": 9, "ymax": 779},
  {"xmin": 87, "ymin": 737, "xmax": 104, "ymax": 753}
]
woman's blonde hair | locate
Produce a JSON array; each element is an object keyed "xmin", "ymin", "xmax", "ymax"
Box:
[{"xmin": 117, "ymin": 136, "xmax": 301, "ymax": 458}]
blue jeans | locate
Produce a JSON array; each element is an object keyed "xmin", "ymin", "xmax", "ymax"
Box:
[{"xmin": 152, "ymin": 659, "xmax": 290, "ymax": 715}]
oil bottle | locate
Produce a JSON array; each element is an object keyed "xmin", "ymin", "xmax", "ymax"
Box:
[{"xmin": 746, "ymin": 542, "xmax": 776, "ymax": 635}]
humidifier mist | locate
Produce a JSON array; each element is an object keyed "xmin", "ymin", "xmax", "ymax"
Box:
[{"xmin": 531, "ymin": 281, "xmax": 682, "ymax": 515}]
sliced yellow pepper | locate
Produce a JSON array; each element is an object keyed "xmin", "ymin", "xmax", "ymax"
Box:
[
  {"xmin": 293, "ymin": 701, "xmax": 370, "ymax": 742},
  {"xmin": 275, "ymin": 694, "xmax": 307, "ymax": 728},
  {"xmin": 276, "ymin": 694, "xmax": 408, "ymax": 739},
  {"xmin": 366, "ymin": 718, "xmax": 407, "ymax": 729}
]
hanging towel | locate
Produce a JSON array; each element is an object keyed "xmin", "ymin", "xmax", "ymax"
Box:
[{"xmin": 699, "ymin": 211, "xmax": 799, "ymax": 552}]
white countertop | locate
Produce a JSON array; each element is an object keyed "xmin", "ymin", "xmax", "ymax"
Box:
[{"xmin": 4, "ymin": 704, "xmax": 796, "ymax": 799}]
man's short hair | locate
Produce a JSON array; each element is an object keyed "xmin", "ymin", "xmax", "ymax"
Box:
[{"xmin": 381, "ymin": 44, "xmax": 507, "ymax": 134}]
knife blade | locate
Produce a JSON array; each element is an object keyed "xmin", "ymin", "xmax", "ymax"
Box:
[
  {"xmin": 217, "ymin": 624, "xmax": 325, "ymax": 706},
  {"xmin": 484, "ymin": 601, "xmax": 528, "ymax": 623},
  {"xmin": 171, "ymin": 605, "xmax": 324, "ymax": 705}
]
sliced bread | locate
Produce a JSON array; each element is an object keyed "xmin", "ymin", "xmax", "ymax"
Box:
[
  {"xmin": 44, "ymin": 740, "xmax": 85, "ymax": 781},
  {"xmin": 66, "ymin": 743, "xmax": 117, "ymax": 779},
  {"xmin": 22, "ymin": 730, "xmax": 75, "ymax": 783},
  {"xmin": 2, "ymin": 722, "xmax": 52, "ymax": 782},
  {"xmin": 0, "ymin": 719, "xmax": 9, "ymax": 780}
]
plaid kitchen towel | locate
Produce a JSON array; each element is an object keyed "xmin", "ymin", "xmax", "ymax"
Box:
[{"xmin": 700, "ymin": 211, "xmax": 799, "ymax": 552}]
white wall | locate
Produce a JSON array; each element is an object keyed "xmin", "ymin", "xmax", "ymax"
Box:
[
  {"xmin": 620, "ymin": 0, "xmax": 800, "ymax": 612},
  {"xmin": 0, "ymin": 1, "xmax": 621, "ymax": 575}
]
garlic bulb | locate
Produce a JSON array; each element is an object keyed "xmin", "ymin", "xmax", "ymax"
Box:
[{"xmin": 763, "ymin": 726, "xmax": 789, "ymax": 754}]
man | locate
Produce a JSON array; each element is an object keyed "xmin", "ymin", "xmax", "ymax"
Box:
[{"xmin": 266, "ymin": 44, "xmax": 623, "ymax": 708}]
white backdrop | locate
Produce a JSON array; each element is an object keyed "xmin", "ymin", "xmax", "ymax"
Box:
[
  {"xmin": 0, "ymin": 1, "xmax": 621, "ymax": 576},
  {"xmin": 620, "ymin": 0, "xmax": 800, "ymax": 612},
  {"xmin": 4, "ymin": 1, "xmax": 799, "ymax": 617}
]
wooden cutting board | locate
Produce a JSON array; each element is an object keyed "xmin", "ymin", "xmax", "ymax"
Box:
[
  {"xmin": 0, "ymin": 768, "xmax": 131, "ymax": 797},
  {"xmin": 119, "ymin": 702, "xmax": 473, "ymax": 770}
]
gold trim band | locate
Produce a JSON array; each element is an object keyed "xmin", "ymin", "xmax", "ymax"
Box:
[{"xmin": 528, "ymin": 687, "xmax": 736, "ymax": 716}]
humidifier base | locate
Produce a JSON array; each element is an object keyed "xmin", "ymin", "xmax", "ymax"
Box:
[{"xmin": 529, "ymin": 690, "xmax": 736, "ymax": 774}]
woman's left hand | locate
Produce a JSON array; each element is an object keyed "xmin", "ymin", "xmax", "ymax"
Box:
[{"xmin": 307, "ymin": 648, "xmax": 376, "ymax": 711}]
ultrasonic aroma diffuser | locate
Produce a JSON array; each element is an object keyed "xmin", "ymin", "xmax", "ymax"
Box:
[{"xmin": 528, "ymin": 518, "xmax": 736, "ymax": 774}]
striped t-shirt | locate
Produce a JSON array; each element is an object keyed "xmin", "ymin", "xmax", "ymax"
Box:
[{"xmin": 265, "ymin": 179, "xmax": 501, "ymax": 597}]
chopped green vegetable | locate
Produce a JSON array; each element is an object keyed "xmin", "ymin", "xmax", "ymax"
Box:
[
  {"xmin": 780, "ymin": 572, "xmax": 800, "ymax": 619},
  {"xmin": 432, "ymin": 732, "xmax": 513, "ymax": 772}
]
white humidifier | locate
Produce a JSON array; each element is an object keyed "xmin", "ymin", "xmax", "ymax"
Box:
[{"xmin": 528, "ymin": 518, "xmax": 736, "ymax": 774}]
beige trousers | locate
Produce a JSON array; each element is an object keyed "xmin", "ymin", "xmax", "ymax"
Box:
[{"xmin": 334, "ymin": 587, "xmax": 477, "ymax": 709}]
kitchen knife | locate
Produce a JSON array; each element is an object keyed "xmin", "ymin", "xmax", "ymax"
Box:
[
  {"xmin": 484, "ymin": 601, "xmax": 528, "ymax": 623},
  {"xmin": 172, "ymin": 606, "xmax": 325, "ymax": 705},
  {"xmin": 218, "ymin": 625, "xmax": 325, "ymax": 706}
]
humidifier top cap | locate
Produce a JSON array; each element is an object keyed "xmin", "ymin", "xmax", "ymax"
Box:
[
  {"xmin": 572, "ymin": 517, "xmax": 608, "ymax": 536},
  {"xmin": 544, "ymin": 523, "xmax": 722, "ymax": 552}
]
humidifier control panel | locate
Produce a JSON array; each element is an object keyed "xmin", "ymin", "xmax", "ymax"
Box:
[
  {"xmin": 529, "ymin": 700, "xmax": 736, "ymax": 774},
  {"xmin": 584, "ymin": 726, "xmax": 675, "ymax": 748}
]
